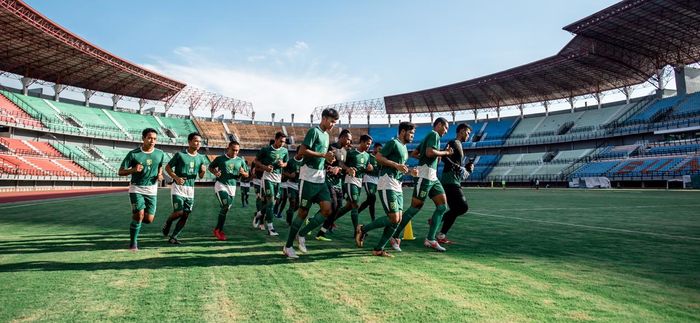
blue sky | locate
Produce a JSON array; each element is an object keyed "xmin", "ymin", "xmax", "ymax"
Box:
[{"xmin": 24, "ymin": 0, "xmax": 619, "ymax": 118}]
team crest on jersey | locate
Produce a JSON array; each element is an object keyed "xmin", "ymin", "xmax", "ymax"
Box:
[
  {"xmin": 420, "ymin": 191, "xmax": 427, "ymax": 198},
  {"xmin": 189, "ymin": 161, "xmax": 194, "ymax": 168},
  {"xmin": 301, "ymin": 199, "xmax": 308, "ymax": 205},
  {"xmin": 390, "ymin": 202, "xmax": 396, "ymax": 209},
  {"xmin": 146, "ymin": 159, "xmax": 152, "ymax": 166}
]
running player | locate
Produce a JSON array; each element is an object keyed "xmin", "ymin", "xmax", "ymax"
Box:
[
  {"xmin": 328, "ymin": 134, "xmax": 374, "ymax": 232},
  {"xmin": 255, "ymin": 132, "xmax": 289, "ymax": 236},
  {"xmin": 282, "ymin": 146, "xmax": 303, "ymax": 225},
  {"xmin": 357, "ymin": 142, "xmax": 382, "ymax": 222},
  {"xmin": 355, "ymin": 122, "xmax": 417, "ymax": 257},
  {"xmin": 282, "ymin": 108, "xmax": 339, "ymax": 258},
  {"xmin": 313, "ymin": 129, "xmax": 351, "ymax": 241},
  {"xmin": 239, "ymin": 173, "xmax": 251, "ymax": 207},
  {"xmin": 391, "ymin": 117, "xmax": 454, "ymax": 252},
  {"xmin": 437, "ymin": 123, "xmax": 472, "ymax": 244},
  {"xmin": 162, "ymin": 132, "xmax": 209, "ymax": 244},
  {"xmin": 209, "ymin": 141, "xmax": 249, "ymax": 241},
  {"xmin": 118, "ymin": 128, "xmax": 166, "ymax": 251}
]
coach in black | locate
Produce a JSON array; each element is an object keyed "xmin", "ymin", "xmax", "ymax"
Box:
[{"xmin": 437, "ymin": 123, "xmax": 473, "ymax": 244}]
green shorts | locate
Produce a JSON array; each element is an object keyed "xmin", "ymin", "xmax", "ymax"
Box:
[
  {"xmin": 363, "ymin": 182, "xmax": 377, "ymax": 195},
  {"xmin": 263, "ymin": 180, "xmax": 280, "ymax": 200},
  {"xmin": 129, "ymin": 193, "xmax": 157, "ymax": 215},
  {"xmin": 346, "ymin": 183, "xmax": 362, "ymax": 203},
  {"xmin": 172, "ymin": 195, "xmax": 194, "ymax": 213},
  {"xmin": 299, "ymin": 180, "xmax": 331, "ymax": 209},
  {"xmin": 413, "ymin": 178, "xmax": 445, "ymax": 201},
  {"xmin": 379, "ymin": 189, "xmax": 403, "ymax": 214},
  {"xmin": 216, "ymin": 190, "xmax": 234, "ymax": 209}
]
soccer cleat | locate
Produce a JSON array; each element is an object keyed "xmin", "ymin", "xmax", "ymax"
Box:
[
  {"xmin": 252, "ymin": 212, "xmax": 262, "ymax": 228},
  {"xmin": 275, "ymin": 212, "xmax": 283, "ymax": 219},
  {"xmin": 315, "ymin": 235, "xmax": 332, "ymax": 242},
  {"xmin": 297, "ymin": 236, "xmax": 308, "ymax": 253},
  {"xmin": 129, "ymin": 245, "xmax": 138, "ymax": 252},
  {"xmin": 372, "ymin": 249, "xmax": 394, "ymax": 257},
  {"xmin": 283, "ymin": 246, "xmax": 299, "ymax": 259},
  {"xmin": 168, "ymin": 237, "xmax": 182, "ymax": 245},
  {"xmin": 355, "ymin": 225, "xmax": 366, "ymax": 248},
  {"xmin": 436, "ymin": 233, "xmax": 453, "ymax": 244},
  {"xmin": 267, "ymin": 224, "xmax": 279, "ymax": 236},
  {"xmin": 213, "ymin": 228, "xmax": 221, "ymax": 240},
  {"xmin": 162, "ymin": 221, "xmax": 172, "ymax": 237},
  {"xmin": 424, "ymin": 239, "xmax": 446, "ymax": 252},
  {"xmin": 216, "ymin": 230, "xmax": 228, "ymax": 241},
  {"xmin": 389, "ymin": 237, "xmax": 402, "ymax": 252},
  {"xmin": 259, "ymin": 224, "xmax": 266, "ymax": 231}
]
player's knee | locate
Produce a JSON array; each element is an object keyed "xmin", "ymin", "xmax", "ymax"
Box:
[
  {"xmin": 320, "ymin": 207, "xmax": 333, "ymax": 217},
  {"xmin": 436, "ymin": 204, "xmax": 447, "ymax": 214}
]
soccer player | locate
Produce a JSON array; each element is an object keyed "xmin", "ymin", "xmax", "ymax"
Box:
[
  {"xmin": 255, "ymin": 131, "xmax": 289, "ymax": 236},
  {"xmin": 239, "ymin": 172, "xmax": 251, "ymax": 207},
  {"xmin": 391, "ymin": 117, "xmax": 454, "ymax": 252},
  {"xmin": 358, "ymin": 142, "xmax": 382, "ymax": 221},
  {"xmin": 326, "ymin": 134, "xmax": 374, "ymax": 232},
  {"xmin": 282, "ymin": 108, "xmax": 339, "ymax": 258},
  {"xmin": 282, "ymin": 147, "xmax": 303, "ymax": 225},
  {"xmin": 209, "ymin": 141, "xmax": 249, "ymax": 241},
  {"xmin": 118, "ymin": 128, "xmax": 166, "ymax": 251},
  {"xmin": 250, "ymin": 156, "xmax": 264, "ymax": 230},
  {"xmin": 313, "ymin": 129, "xmax": 352, "ymax": 241},
  {"xmin": 437, "ymin": 123, "xmax": 473, "ymax": 244},
  {"xmin": 162, "ymin": 132, "xmax": 209, "ymax": 244},
  {"xmin": 355, "ymin": 122, "xmax": 417, "ymax": 257}
]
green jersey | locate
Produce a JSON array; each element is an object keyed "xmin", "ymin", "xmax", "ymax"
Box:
[
  {"xmin": 210, "ymin": 154, "xmax": 248, "ymax": 187},
  {"xmin": 299, "ymin": 126, "xmax": 330, "ymax": 183},
  {"xmin": 366, "ymin": 153, "xmax": 380, "ymax": 177},
  {"xmin": 344, "ymin": 148, "xmax": 370, "ymax": 187},
  {"xmin": 256, "ymin": 144, "xmax": 289, "ymax": 183},
  {"xmin": 284, "ymin": 156, "xmax": 303, "ymax": 183},
  {"xmin": 417, "ymin": 130, "xmax": 442, "ymax": 169},
  {"xmin": 377, "ymin": 138, "xmax": 408, "ymax": 192},
  {"xmin": 120, "ymin": 148, "xmax": 166, "ymax": 195},
  {"xmin": 167, "ymin": 150, "xmax": 208, "ymax": 187}
]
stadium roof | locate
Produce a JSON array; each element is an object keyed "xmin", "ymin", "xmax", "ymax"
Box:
[
  {"xmin": 0, "ymin": 0, "xmax": 186, "ymax": 101},
  {"xmin": 383, "ymin": 0, "xmax": 700, "ymax": 114}
]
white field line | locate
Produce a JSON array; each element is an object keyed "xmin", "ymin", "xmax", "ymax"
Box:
[
  {"xmin": 487, "ymin": 204, "xmax": 700, "ymax": 212},
  {"xmin": 470, "ymin": 211, "xmax": 700, "ymax": 242}
]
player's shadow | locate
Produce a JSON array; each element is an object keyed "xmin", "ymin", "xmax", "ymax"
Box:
[{"xmin": 0, "ymin": 249, "xmax": 362, "ymax": 272}]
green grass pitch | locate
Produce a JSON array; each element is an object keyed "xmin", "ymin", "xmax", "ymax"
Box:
[{"xmin": 0, "ymin": 188, "xmax": 699, "ymax": 322}]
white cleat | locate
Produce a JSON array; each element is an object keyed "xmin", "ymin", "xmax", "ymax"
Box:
[
  {"xmin": 389, "ymin": 237, "xmax": 402, "ymax": 252},
  {"xmin": 424, "ymin": 239, "xmax": 446, "ymax": 252},
  {"xmin": 267, "ymin": 223, "xmax": 279, "ymax": 236},
  {"xmin": 297, "ymin": 235, "xmax": 308, "ymax": 253},
  {"xmin": 283, "ymin": 246, "xmax": 299, "ymax": 259},
  {"xmin": 252, "ymin": 212, "xmax": 262, "ymax": 228}
]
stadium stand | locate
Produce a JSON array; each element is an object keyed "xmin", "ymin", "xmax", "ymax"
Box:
[
  {"xmin": 194, "ymin": 119, "xmax": 230, "ymax": 147},
  {"xmin": 670, "ymin": 92, "xmax": 700, "ymax": 118},
  {"xmin": 229, "ymin": 124, "xmax": 281, "ymax": 149},
  {"xmin": 473, "ymin": 117, "xmax": 518, "ymax": 147},
  {"xmin": 625, "ymin": 96, "xmax": 682, "ymax": 124},
  {"xmin": 0, "ymin": 91, "xmax": 43, "ymax": 129}
]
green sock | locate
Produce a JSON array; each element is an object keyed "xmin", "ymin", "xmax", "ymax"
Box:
[
  {"xmin": 375, "ymin": 222, "xmax": 399, "ymax": 251},
  {"xmin": 216, "ymin": 206, "xmax": 229, "ymax": 231},
  {"xmin": 351, "ymin": 208, "xmax": 359, "ymax": 230},
  {"xmin": 335, "ymin": 205, "xmax": 352, "ymax": 219},
  {"xmin": 285, "ymin": 215, "xmax": 304, "ymax": 248},
  {"xmin": 362, "ymin": 216, "xmax": 391, "ymax": 233},
  {"xmin": 265, "ymin": 200, "xmax": 274, "ymax": 223},
  {"xmin": 171, "ymin": 215, "xmax": 189, "ymax": 239},
  {"xmin": 427, "ymin": 204, "xmax": 447, "ymax": 240},
  {"xmin": 129, "ymin": 220, "xmax": 142, "ymax": 248},
  {"xmin": 393, "ymin": 207, "xmax": 419, "ymax": 239},
  {"xmin": 298, "ymin": 211, "xmax": 325, "ymax": 236}
]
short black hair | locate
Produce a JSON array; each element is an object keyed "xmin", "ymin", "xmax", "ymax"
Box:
[
  {"xmin": 398, "ymin": 121, "xmax": 415, "ymax": 134},
  {"xmin": 322, "ymin": 108, "xmax": 339, "ymax": 120},
  {"xmin": 269, "ymin": 139, "xmax": 275, "ymax": 145},
  {"xmin": 142, "ymin": 128, "xmax": 157, "ymax": 138},
  {"xmin": 228, "ymin": 140, "xmax": 240, "ymax": 147},
  {"xmin": 339, "ymin": 129, "xmax": 351, "ymax": 138},
  {"xmin": 374, "ymin": 142, "xmax": 383, "ymax": 148},
  {"xmin": 360, "ymin": 134, "xmax": 373, "ymax": 143},
  {"xmin": 456, "ymin": 123, "xmax": 472, "ymax": 133},
  {"xmin": 433, "ymin": 117, "xmax": 449, "ymax": 127},
  {"xmin": 187, "ymin": 132, "xmax": 202, "ymax": 141},
  {"xmin": 275, "ymin": 131, "xmax": 287, "ymax": 139}
]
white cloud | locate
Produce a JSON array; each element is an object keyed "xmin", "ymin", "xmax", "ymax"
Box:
[{"xmin": 143, "ymin": 42, "xmax": 374, "ymax": 121}]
